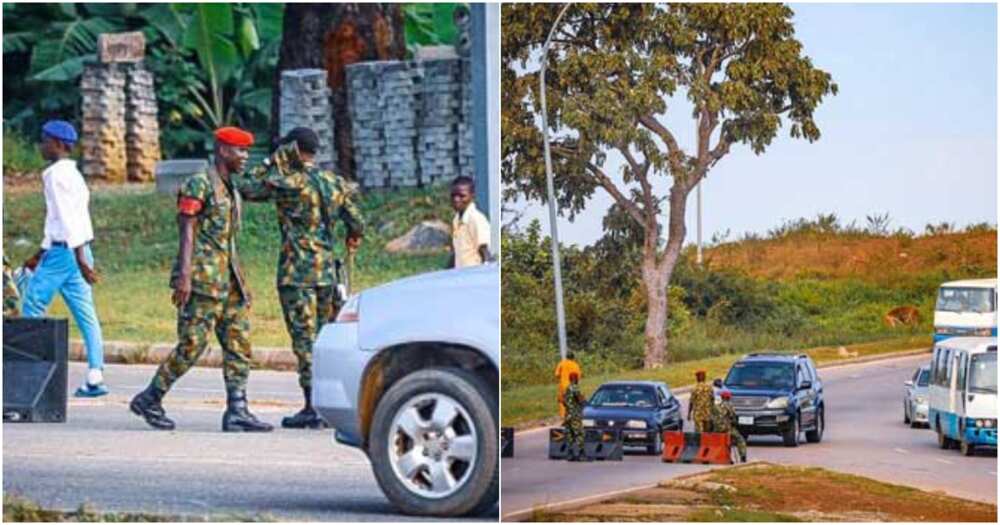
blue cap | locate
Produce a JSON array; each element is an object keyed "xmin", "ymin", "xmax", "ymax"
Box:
[{"xmin": 41, "ymin": 120, "xmax": 78, "ymax": 145}]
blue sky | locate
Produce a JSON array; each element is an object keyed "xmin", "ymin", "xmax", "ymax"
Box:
[{"xmin": 510, "ymin": 3, "xmax": 998, "ymax": 247}]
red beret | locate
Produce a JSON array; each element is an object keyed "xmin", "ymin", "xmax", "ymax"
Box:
[{"xmin": 214, "ymin": 127, "xmax": 254, "ymax": 147}]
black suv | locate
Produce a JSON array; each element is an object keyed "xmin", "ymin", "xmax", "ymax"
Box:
[{"xmin": 714, "ymin": 353, "xmax": 825, "ymax": 447}]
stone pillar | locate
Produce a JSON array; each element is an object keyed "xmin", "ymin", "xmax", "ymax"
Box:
[
  {"xmin": 124, "ymin": 64, "xmax": 161, "ymax": 182},
  {"xmin": 280, "ymin": 69, "xmax": 336, "ymax": 170},
  {"xmin": 381, "ymin": 62, "xmax": 419, "ymax": 187},
  {"xmin": 80, "ymin": 63, "xmax": 127, "ymax": 183},
  {"xmin": 347, "ymin": 62, "xmax": 387, "ymax": 188}
]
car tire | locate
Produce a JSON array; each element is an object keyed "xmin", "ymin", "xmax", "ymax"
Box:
[
  {"xmin": 368, "ymin": 367, "xmax": 498, "ymax": 517},
  {"xmin": 805, "ymin": 407, "xmax": 824, "ymax": 443},
  {"xmin": 903, "ymin": 402, "xmax": 910, "ymax": 425},
  {"xmin": 960, "ymin": 439, "xmax": 975, "ymax": 457},
  {"xmin": 782, "ymin": 414, "xmax": 800, "ymax": 447},
  {"xmin": 646, "ymin": 429, "xmax": 663, "ymax": 456}
]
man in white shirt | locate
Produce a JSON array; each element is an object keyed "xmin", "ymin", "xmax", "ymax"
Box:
[
  {"xmin": 21, "ymin": 120, "xmax": 107, "ymax": 397},
  {"xmin": 449, "ymin": 176, "xmax": 492, "ymax": 268}
]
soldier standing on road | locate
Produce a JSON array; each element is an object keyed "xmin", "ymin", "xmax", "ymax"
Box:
[
  {"xmin": 448, "ymin": 176, "xmax": 491, "ymax": 268},
  {"xmin": 3, "ymin": 256, "xmax": 19, "ymax": 317},
  {"xmin": 562, "ymin": 372, "xmax": 589, "ymax": 461},
  {"xmin": 129, "ymin": 127, "xmax": 272, "ymax": 433},
  {"xmin": 688, "ymin": 370, "xmax": 714, "ymax": 432},
  {"xmin": 555, "ymin": 352, "xmax": 582, "ymax": 419},
  {"xmin": 712, "ymin": 390, "xmax": 747, "ymax": 463},
  {"xmin": 236, "ymin": 127, "xmax": 364, "ymax": 429}
]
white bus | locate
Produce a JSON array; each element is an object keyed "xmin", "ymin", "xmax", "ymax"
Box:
[
  {"xmin": 933, "ymin": 279, "xmax": 997, "ymax": 343},
  {"xmin": 928, "ymin": 337, "xmax": 997, "ymax": 456}
]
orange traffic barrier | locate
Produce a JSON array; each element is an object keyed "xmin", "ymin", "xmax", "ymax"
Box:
[
  {"xmin": 662, "ymin": 430, "xmax": 734, "ymax": 464},
  {"xmin": 697, "ymin": 431, "xmax": 733, "ymax": 464}
]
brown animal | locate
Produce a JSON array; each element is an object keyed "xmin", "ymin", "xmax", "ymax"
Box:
[{"xmin": 884, "ymin": 306, "xmax": 921, "ymax": 327}]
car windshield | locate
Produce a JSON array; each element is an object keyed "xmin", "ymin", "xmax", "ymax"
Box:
[
  {"xmin": 917, "ymin": 369, "xmax": 930, "ymax": 387},
  {"xmin": 589, "ymin": 385, "xmax": 657, "ymax": 408},
  {"xmin": 936, "ymin": 287, "xmax": 995, "ymax": 314},
  {"xmin": 968, "ymin": 353, "xmax": 997, "ymax": 394},
  {"xmin": 725, "ymin": 362, "xmax": 795, "ymax": 389}
]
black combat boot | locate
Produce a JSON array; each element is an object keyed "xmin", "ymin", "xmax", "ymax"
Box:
[
  {"xmin": 129, "ymin": 384, "xmax": 175, "ymax": 431},
  {"xmin": 222, "ymin": 389, "xmax": 274, "ymax": 432},
  {"xmin": 281, "ymin": 387, "xmax": 328, "ymax": 429}
]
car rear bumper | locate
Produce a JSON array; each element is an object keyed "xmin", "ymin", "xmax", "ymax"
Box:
[{"xmin": 312, "ymin": 322, "xmax": 369, "ymax": 449}]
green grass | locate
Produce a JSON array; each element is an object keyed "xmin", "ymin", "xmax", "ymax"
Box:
[
  {"xmin": 501, "ymin": 335, "xmax": 930, "ymax": 428},
  {"xmin": 686, "ymin": 508, "xmax": 803, "ymax": 522},
  {"xmin": 3, "ymin": 182, "xmax": 453, "ymax": 346}
]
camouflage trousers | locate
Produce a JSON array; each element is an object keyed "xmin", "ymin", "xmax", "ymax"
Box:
[
  {"xmin": 563, "ymin": 416, "xmax": 585, "ymax": 455},
  {"xmin": 3, "ymin": 260, "xmax": 19, "ymax": 317},
  {"xmin": 152, "ymin": 287, "xmax": 251, "ymax": 396},
  {"xmin": 278, "ymin": 285, "xmax": 336, "ymax": 390},
  {"xmin": 730, "ymin": 429, "xmax": 747, "ymax": 460},
  {"xmin": 694, "ymin": 417, "xmax": 712, "ymax": 433}
]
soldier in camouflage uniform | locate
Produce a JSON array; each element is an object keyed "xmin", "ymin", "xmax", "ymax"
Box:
[
  {"xmin": 3, "ymin": 256, "xmax": 20, "ymax": 317},
  {"xmin": 687, "ymin": 370, "xmax": 715, "ymax": 433},
  {"xmin": 562, "ymin": 372, "xmax": 589, "ymax": 461},
  {"xmin": 129, "ymin": 127, "xmax": 273, "ymax": 433},
  {"xmin": 236, "ymin": 127, "xmax": 363, "ymax": 429},
  {"xmin": 712, "ymin": 390, "xmax": 747, "ymax": 462}
]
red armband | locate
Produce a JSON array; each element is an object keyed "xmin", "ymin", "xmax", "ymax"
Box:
[{"xmin": 178, "ymin": 196, "xmax": 204, "ymax": 216}]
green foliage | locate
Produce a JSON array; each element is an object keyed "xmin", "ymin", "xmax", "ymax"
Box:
[
  {"xmin": 403, "ymin": 3, "xmax": 466, "ymax": 56},
  {"xmin": 2, "ymin": 3, "xmax": 283, "ymax": 158},
  {"xmin": 1, "ymin": 129, "xmax": 46, "ymax": 173}
]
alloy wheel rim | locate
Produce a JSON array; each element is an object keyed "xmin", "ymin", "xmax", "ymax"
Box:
[{"xmin": 387, "ymin": 393, "xmax": 478, "ymax": 499}]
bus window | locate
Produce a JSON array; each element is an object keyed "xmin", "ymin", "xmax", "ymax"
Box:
[
  {"xmin": 969, "ymin": 352, "xmax": 998, "ymax": 394},
  {"xmin": 945, "ymin": 349, "xmax": 954, "ymax": 386},
  {"xmin": 936, "ymin": 287, "xmax": 996, "ymax": 314}
]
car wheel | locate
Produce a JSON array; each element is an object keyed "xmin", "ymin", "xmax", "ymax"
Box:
[
  {"xmin": 805, "ymin": 407, "xmax": 824, "ymax": 443},
  {"xmin": 368, "ymin": 367, "xmax": 498, "ymax": 517},
  {"xmin": 647, "ymin": 429, "xmax": 663, "ymax": 456},
  {"xmin": 782, "ymin": 414, "xmax": 800, "ymax": 447},
  {"xmin": 903, "ymin": 402, "xmax": 910, "ymax": 425},
  {"xmin": 960, "ymin": 439, "xmax": 975, "ymax": 457}
]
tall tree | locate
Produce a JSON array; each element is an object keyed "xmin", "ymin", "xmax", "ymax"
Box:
[
  {"xmin": 502, "ymin": 3, "xmax": 837, "ymax": 368},
  {"xmin": 270, "ymin": 4, "xmax": 405, "ymax": 178}
]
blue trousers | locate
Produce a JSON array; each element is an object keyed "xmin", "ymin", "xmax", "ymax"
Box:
[{"xmin": 21, "ymin": 245, "xmax": 104, "ymax": 371}]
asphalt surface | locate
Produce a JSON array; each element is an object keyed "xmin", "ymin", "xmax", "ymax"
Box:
[
  {"xmin": 500, "ymin": 353, "xmax": 998, "ymax": 520},
  {"xmin": 3, "ymin": 362, "xmax": 498, "ymax": 521}
]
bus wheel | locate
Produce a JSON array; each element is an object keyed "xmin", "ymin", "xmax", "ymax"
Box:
[
  {"xmin": 960, "ymin": 440, "xmax": 975, "ymax": 456},
  {"xmin": 936, "ymin": 425, "xmax": 950, "ymax": 450}
]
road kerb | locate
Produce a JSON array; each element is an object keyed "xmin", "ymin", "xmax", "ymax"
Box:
[{"xmin": 69, "ymin": 339, "xmax": 298, "ymax": 371}]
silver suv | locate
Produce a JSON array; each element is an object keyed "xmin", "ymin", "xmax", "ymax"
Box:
[{"xmin": 313, "ymin": 264, "xmax": 499, "ymax": 516}]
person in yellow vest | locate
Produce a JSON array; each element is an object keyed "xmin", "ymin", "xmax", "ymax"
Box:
[{"xmin": 554, "ymin": 352, "xmax": 582, "ymax": 418}]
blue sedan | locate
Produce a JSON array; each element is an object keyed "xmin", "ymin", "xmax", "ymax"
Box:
[{"xmin": 582, "ymin": 381, "xmax": 683, "ymax": 455}]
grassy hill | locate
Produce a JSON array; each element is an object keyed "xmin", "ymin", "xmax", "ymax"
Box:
[{"xmin": 3, "ymin": 180, "xmax": 454, "ymax": 346}]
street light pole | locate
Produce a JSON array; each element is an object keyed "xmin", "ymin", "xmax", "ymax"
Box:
[{"xmin": 540, "ymin": 3, "xmax": 571, "ymax": 360}]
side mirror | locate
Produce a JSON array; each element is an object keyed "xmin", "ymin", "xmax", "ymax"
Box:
[
  {"xmin": 904, "ymin": 380, "xmax": 914, "ymax": 388},
  {"xmin": 713, "ymin": 378, "xmax": 723, "ymax": 388},
  {"xmin": 798, "ymin": 380, "xmax": 812, "ymax": 391}
]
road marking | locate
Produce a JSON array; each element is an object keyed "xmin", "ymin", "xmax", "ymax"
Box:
[
  {"xmin": 501, "ymin": 482, "xmax": 661, "ymax": 522},
  {"xmin": 934, "ymin": 458, "xmax": 954, "ymax": 465},
  {"xmin": 893, "ymin": 448, "xmax": 910, "ymax": 454}
]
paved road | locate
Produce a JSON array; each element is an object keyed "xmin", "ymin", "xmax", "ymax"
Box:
[
  {"xmin": 3, "ymin": 362, "xmax": 497, "ymax": 521},
  {"xmin": 501, "ymin": 354, "xmax": 997, "ymax": 520}
]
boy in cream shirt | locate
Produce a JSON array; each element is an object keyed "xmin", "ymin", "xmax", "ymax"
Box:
[{"xmin": 449, "ymin": 176, "xmax": 491, "ymax": 268}]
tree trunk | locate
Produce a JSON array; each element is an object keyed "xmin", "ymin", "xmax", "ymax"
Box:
[
  {"xmin": 641, "ymin": 181, "xmax": 691, "ymax": 369},
  {"xmin": 642, "ymin": 248, "xmax": 668, "ymax": 369},
  {"xmin": 271, "ymin": 4, "xmax": 405, "ymax": 178}
]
